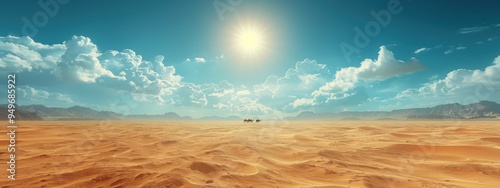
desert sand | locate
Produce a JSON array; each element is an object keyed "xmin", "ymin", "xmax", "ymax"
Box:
[{"xmin": 1, "ymin": 120, "xmax": 500, "ymax": 188}]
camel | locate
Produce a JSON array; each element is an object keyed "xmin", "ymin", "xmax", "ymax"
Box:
[{"xmin": 243, "ymin": 119, "xmax": 261, "ymax": 123}]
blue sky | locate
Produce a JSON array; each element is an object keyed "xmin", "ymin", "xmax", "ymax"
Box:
[{"xmin": 1, "ymin": 0, "xmax": 500, "ymax": 118}]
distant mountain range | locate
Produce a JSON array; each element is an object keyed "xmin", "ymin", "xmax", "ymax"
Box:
[
  {"xmin": 290, "ymin": 101, "xmax": 500, "ymax": 120},
  {"xmin": 0, "ymin": 106, "xmax": 43, "ymax": 121},
  {"xmin": 17, "ymin": 105, "xmax": 122, "ymax": 120},
  {"xmin": 1, "ymin": 101, "xmax": 499, "ymax": 121},
  {"xmin": 125, "ymin": 112, "xmax": 193, "ymax": 120},
  {"xmin": 0, "ymin": 104, "xmax": 240, "ymax": 121}
]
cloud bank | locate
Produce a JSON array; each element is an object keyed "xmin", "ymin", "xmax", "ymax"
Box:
[
  {"xmin": 7, "ymin": 35, "xmax": 497, "ymax": 117},
  {"xmin": 294, "ymin": 46, "xmax": 425, "ymax": 111},
  {"xmin": 397, "ymin": 55, "xmax": 500, "ymax": 104}
]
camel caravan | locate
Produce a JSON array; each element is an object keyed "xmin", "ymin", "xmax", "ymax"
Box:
[{"xmin": 243, "ymin": 119, "xmax": 262, "ymax": 123}]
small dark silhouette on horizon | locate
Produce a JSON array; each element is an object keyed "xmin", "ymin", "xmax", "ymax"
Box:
[{"xmin": 243, "ymin": 119, "xmax": 262, "ymax": 123}]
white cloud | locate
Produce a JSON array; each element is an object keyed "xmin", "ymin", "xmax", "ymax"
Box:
[
  {"xmin": 1, "ymin": 35, "xmax": 183, "ymax": 105},
  {"xmin": 53, "ymin": 36, "xmax": 115, "ymax": 83},
  {"xmin": 299, "ymin": 46, "xmax": 423, "ymax": 109},
  {"xmin": 0, "ymin": 36, "xmax": 65, "ymax": 72},
  {"xmin": 132, "ymin": 93, "xmax": 166, "ymax": 105},
  {"xmin": 194, "ymin": 57, "xmax": 206, "ymax": 63},
  {"xmin": 98, "ymin": 49, "xmax": 182, "ymax": 97},
  {"xmin": 396, "ymin": 55, "xmax": 500, "ymax": 103},
  {"xmin": 443, "ymin": 46, "xmax": 466, "ymax": 55},
  {"xmin": 255, "ymin": 59, "xmax": 330, "ymax": 96},
  {"xmin": 234, "ymin": 97, "xmax": 280, "ymax": 116},
  {"xmin": 356, "ymin": 46, "xmax": 424, "ymax": 80},
  {"xmin": 7, "ymin": 35, "xmax": 474, "ymax": 117},
  {"xmin": 209, "ymin": 88, "xmax": 234, "ymax": 97},
  {"xmin": 458, "ymin": 23, "xmax": 500, "ymax": 34},
  {"xmin": 173, "ymin": 83, "xmax": 208, "ymax": 107},
  {"xmin": 217, "ymin": 54, "xmax": 224, "ymax": 59},
  {"xmin": 487, "ymin": 37, "xmax": 499, "ymax": 42},
  {"xmin": 0, "ymin": 35, "xmax": 353, "ymax": 116},
  {"xmin": 414, "ymin": 47, "xmax": 430, "ymax": 54},
  {"xmin": 253, "ymin": 59, "xmax": 332, "ymax": 111},
  {"xmin": 203, "ymin": 80, "xmax": 234, "ymax": 98},
  {"xmin": 459, "ymin": 26, "xmax": 490, "ymax": 34},
  {"xmin": 292, "ymin": 98, "xmax": 315, "ymax": 108},
  {"xmin": 476, "ymin": 37, "xmax": 499, "ymax": 45},
  {"xmin": 236, "ymin": 90, "xmax": 250, "ymax": 96},
  {"xmin": 18, "ymin": 86, "xmax": 73, "ymax": 103},
  {"xmin": 169, "ymin": 80, "xmax": 283, "ymax": 117},
  {"xmin": 429, "ymin": 74, "xmax": 439, "ymax": 81},
  {"xmin": 213, "ymin": 103, "xmax": 230, "ymax": 109}
]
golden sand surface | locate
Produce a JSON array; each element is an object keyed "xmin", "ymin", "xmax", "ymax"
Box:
[{"xmin": 1, "ymin": 120, "xmax": 500, "ymax": 188}]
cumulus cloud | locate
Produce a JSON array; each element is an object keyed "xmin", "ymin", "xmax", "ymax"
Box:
[
  {"xmin": 294, "ymin": 46, "xmax": 423, "ymax": 110},
  {"xmin": 99, "ymin": 50, "xmax": 182, "ymax": 96},
  {"xmin": 163, "ymin": 79, "xmax": 284, "ymax": 117},
  {"xmin": 253, "ymin": 59, "xmax": 332, "ymax": 111},
  {"xmin": 194, "ymin": 57, "xmax": 206, "ymax": 63},
  {"xmin": 172, "ymin": 83, "xmax": 208, "ymax": 107},
  {"xmin": 356, "ymin": 46, "xmax": 425, "ymax": 80},
  {"xmin": 0, "ymin": 36, "xmax": 65, "ymax": 72},
  {"xmin": 0, "ymin": 35, "xmax": 445, "ymax": 117},
  {"xmin": 1, "ymin": 35, "xmax": 282, "ymax": 116},
  {"xmin": 255, "ymin": 59, "xmax": 330, "ymax": 96},
  {"xmin": 1, "ymin": 35, "xmax": 184, "ymax": 104},
  {"xmin": 53, "ymin": 36, "xmax": 115, "ymax": 82},
  {"xmin": 396, "ymin": 55, "xmax": 500, "ymax": 103},
  {"xmin": 207, "ymin": 81, "xmax": 234, "ymax": 98},
  {"xmin": 312, "ymin": 46, "xmax": 423, "ymax": 98},
  {"xmin": 292, "ymin": 98, "xmax": 315, "ymax": 108}
]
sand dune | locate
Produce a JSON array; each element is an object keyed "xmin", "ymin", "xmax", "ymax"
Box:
[{"xmin": 1, "ymin": 120, "xmax": 500, "ymax": 187}]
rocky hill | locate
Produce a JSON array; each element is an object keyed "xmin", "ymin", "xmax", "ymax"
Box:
[
  {"xmin": 0, "ymin": 106, "xmax": 43, "ymax": 120},
  {"xmin": 18, "ymin": 105, "xmax": 121, "ymax": 120},
  {"xmin": 292, "ymin": 101, "xmax": 500, "ymax": 120}
]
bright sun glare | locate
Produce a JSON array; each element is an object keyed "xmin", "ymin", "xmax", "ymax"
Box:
[{"xmin": 235, "ymin": 25, "xmax": 265, "ymax": 57}]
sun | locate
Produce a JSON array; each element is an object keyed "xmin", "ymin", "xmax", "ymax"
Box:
[{"xmin": 235, "ymin": 25, "xmax": 265, "ymax": 57}]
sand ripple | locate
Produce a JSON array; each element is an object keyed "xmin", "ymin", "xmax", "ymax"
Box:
[{"xmin": 2, "ymin": 120, "xmax": 500, "ymax": 187}]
